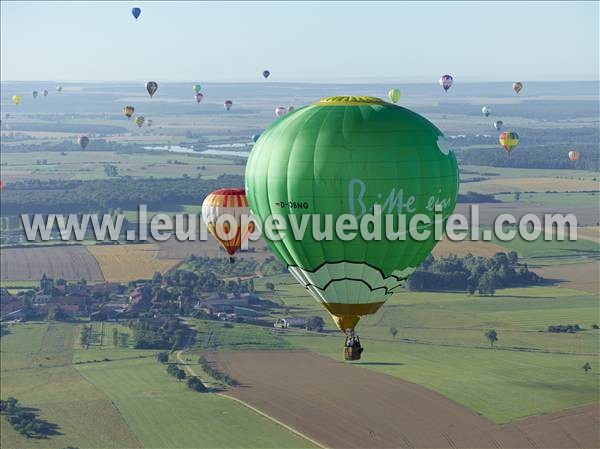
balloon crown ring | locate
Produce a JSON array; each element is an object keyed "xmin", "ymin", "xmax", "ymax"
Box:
[{"xmin": 316, "ymin": 96, "xmax": 387, "ymax": 106}]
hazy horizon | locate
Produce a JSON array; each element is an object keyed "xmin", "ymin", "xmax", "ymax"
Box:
[{"xmin": 1, "ymin": 1, "xmax": 598, "ymax": 83}]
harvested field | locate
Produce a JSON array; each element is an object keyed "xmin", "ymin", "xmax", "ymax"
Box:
[
  {"xmin": 534, "ymin": 262, "xmax": 600, "ymax": 294},
  {"xmin": 0, "ymin": 245, "xmax": 104, "ymax": 281},
  {"xmin": 432, "ymin": 238, "xmax": 507, "ymax": 258},
  {"xmin": 88, "ymin": 244, "xmax": 179, "ymax": 282},
  {"xmin": 577, "ymin": 226, "xmax": 600, "ymax": 243},
  {"xmin": 454, "ymin": 203, "xmax": 600, "ymax": 227},
  {"xmin": 155, "ymin": 237, "xmax": 272, "ymax": 262},
  {"xmin": 206, "ymin": 351, "xmax": 599, "ymax": 449},
  {"xmin": 462, "ymin": 177, "xmax": 600, "ymax": 194}
]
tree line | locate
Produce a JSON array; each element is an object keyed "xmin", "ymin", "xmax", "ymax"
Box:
[
  {"xmin": 1, "ymin": 175, "xmax": 244, "ymax": 215},
  {"xmin": 406, "ymin": 252, "xmax": 541, "ymax": 295}
]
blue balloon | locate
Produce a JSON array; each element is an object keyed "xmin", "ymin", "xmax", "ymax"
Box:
[
  {"xmin": 252, "ymin": 134, "xmax": 260, "ymax": 142},
  {"xmin": 132, "ymin": 7, "xmax": 141, "ymax": 19}
]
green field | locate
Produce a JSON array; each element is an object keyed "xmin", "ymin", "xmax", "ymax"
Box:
[
  {"xmin": 268, "ymin": 279, "xmax": 600, "ymax": 423},
  {"xmin": 0, "ymin": 321, "xmax": 314, "ymax": 448},
  {"xmin": 0, "ymin": 150, "xmax": 244, "ymax": 181},
  {"xmin": 189, "ymin": 318, "xmax": 294, "ymax": 351},
  {"xmin": 495, "ymin": 191, "xmax": 599, "ymax": 208}
]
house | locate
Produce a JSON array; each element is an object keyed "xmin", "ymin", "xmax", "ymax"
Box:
[{"xmin": 274, "ymin": 317, "xmax": 307, "ymax": 329}]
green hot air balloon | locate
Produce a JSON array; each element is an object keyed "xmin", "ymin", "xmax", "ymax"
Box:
[
  {"xmin": 388, "ymin": 88, "xmax": 401, "ymax": 103},
  {"xmin": 193, "ymin": 84, "xmax": 202, "ymax": 94},
  {"xmin": 246, "ymin": 96, "xmax": 459, "ymax": 360}
]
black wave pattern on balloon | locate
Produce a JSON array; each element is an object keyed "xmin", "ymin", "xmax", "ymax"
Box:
[{"xmin": 288, "ymin": 260, "xmax": 411, "ymax": 297}]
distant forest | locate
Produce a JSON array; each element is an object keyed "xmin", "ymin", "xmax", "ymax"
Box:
[
  {"xmin": 0, "ymin": 175, "xmax": 244, "ymax": 215},
  {"xmin": 454, "ymin": 127, "xmax": 599, "ymax": 171}
]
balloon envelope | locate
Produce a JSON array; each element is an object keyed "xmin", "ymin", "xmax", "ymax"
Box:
[
  {"xmin": 494, "ymin": 120, "xmax": 503, "ymax": 131},
  {"xmin": 439, "ymin": 75, "xmax": 453, "ymax": 91},
  {"xmin": 201, "ymin": 188, "xmax": 253, "ymax": 256},
  {"xmin": 195, "ymin": 92, "xmax": 204, "ymax": 103},
  {"xmin": 262, "ymin": 70, "xmax": 270, "ymax": 79},
  {"xmin": 275, "ymin": 106, "xmax": 287, "ymax": 117},
  {"xmin": 42, "ymin": 89, "xmax": 49, "ymax": 97},
  {"xmin": 513, "ymin": 82, "xmax": 523, "ymax": 94},
  {"xmin": 132, "ymin": 7, "xmax": 141, "ymax": 19},
  {"xmin": 499, "ymin": 131, "xmax": 519, "ymax": 155},
  {"xmin": 78, "ymin": 136, "xmax": 90, "ymax": 150},
  {"xmin": 12, "ymin": 95, "xmax": 21, "ymax": 106},
  {"xmin": 56, "ymin": 85, "xmax": 63, "ymax": 92},
  {"xmin": 32, "ymin": 91, "xmax": 38, "ymax": 99},
  {"xmin": 252, "ymin": 134, "xmax": 260, "ymax": 143},
  {"xmin": 193, "ymin": 84, "xmax": 202, "ymax": 93},
  {"xmin": 482, "ymin": 106, "xmax": 491, "ymax": 117},
  {"xmin": 135, "ymin": 116, "xmax": 145, "ymax": 128},
  {"xmin": 123, "ymin": 105, "xmax": 135, "ymax": 118},
  {"xmin": 224, "ymin": 100, "xmax": 233, "ymax": 111},
  {"xmin": 568, "ymin": 150, "xmax": 580, "ymax": 161},
  {"xmin": 246, "ymin": 95, "xmax": 459, "ymax": 332},
  {"xmin": 388, "ymin": 88, "xmax": 401, "ymax": 103},
  {"xmin": 145, "ymin": 81, "xmax": 158, "ymax": 98}
]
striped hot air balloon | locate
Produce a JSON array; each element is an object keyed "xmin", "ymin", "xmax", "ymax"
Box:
[
  {"xmin": 499, "ymin": 131, "xmax": 519, "ymax": 157},
  {"xmin": 201, "ymin": 188, "xmax": 255, "ymax": 263},
  {"xmin": 135, "ymin": 116, "xmax": 145, "ymax": 128}
]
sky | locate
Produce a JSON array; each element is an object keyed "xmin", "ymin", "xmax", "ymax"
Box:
[{"xmin": 1, "ymin": 1, "xmax": 598, "ymax": 83}]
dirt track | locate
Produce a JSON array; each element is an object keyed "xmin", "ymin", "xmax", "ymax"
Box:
[{"xmin": 206, "ymin": 351, "xmax": 599, "ymax": 449}]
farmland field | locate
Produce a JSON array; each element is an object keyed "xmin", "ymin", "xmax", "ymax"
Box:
[
  {"xmin": 206, "ymin": 350, "xmax": 599, "ymax": 449},
  {"xmin": 0, "ymin": 322, "xmax": 316, "ymax": 449},
  {"xmin": 87, "ymin": 243, "xmax": 180, "ymax": 282},
  {"xmin": 0, "ymin": 245, "xmax": 104, "ymax": 282}
]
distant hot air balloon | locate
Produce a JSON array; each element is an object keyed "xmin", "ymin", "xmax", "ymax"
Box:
[
  {"xmin": 388, "ymin": 88, "xmax": 401, "ymax": 103},
  {"xmin": 56, "ymin": 85, "xmax": 63, "ymax": 92},
  {"xmin": 262, "ymin": 70, "xmax": 270, "ymax": 79},
  {"xmin": 32, "ymin": 91, "xmax": 39, "ymax": 99},
  {"xmin": 195, "ymin": 92, "xmax": 204, "ymax": 103},
  {"xmin": 12, "ymin": 95, "xmax": 22, "ymax": 106},
  {"xmin": 494, "ymin": 120, "xmax": 503, "ymax": 131},
  {"xmin": 201, "ymin": 188, "xmax": 254, "ymax": 263},
  {"xmin": 42, "ymin": 89, "xmax": 49, "ymax": 97},
  {"xmin": 224, "ymin": 100, "xmax": 233, "ymax": 111},
  {"xmin": 568, "ymin": 150, "xmax": 580, "ymax": 162},
  {"xmin": 132, "ymin": 7, "xmax": 141, "ymax": 20},
  {"xmin": 135, "ymin": 116, "xmax": 145, "ymax": 128},
  {"xmin": 123, "ymin": 105, "xmax": 135, "ymax": 119},
  {"xmin": 499, "ymin": 131, "xmax": 519, "ymax": 157},
  {"xmin": 252, "ymin": 134, "xmax": 260, "ymax": 143},
  {"xmin": 275, "ymin": 106, "xmax": 287, "ymax": 117},
  {"xmin": 145, "ymin": 81, "xmax": 158, "ymax": 98},
  {"xmin": 439, "ymin": 74, "xmax": 454, "ymax": 92},
  {"xmin": 146, "ymin": 119, "xmax": 153, "ymax": 127},
  {"xmin": 288, "ymin": 106, "xmax": 295, "ymax": 113},
  {"xmin": 78, "ymin": 135, "xmax": 90, "ymax": 150},
  {"xmin": 482, "ymin": 106, "xmax": 491, "ymax": 117},
  {"xmin": 193, "ymin": 84, "xmax": 202, "ymax": 94},
  {"xmin": 246, "ymin": 95, "xmax": 459, "ymax": 360},
  {"xmin": 513, "ymin": 82, "xmax": 523, "ymax": 94}
]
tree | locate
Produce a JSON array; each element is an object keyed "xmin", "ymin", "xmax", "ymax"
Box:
[
  {"xmin": 514, "ymin": 192, "xmax": 521, "ymax": 201},
  {"xmin": 265, "ymin": 282, "xmax": 275, "ymax": 291},
  {"xmin": 582, "ymin": 362, "xmax": 592, "ymax": 374},
  {"xmin": 592, "ymin": 324, "xmax": 599, "ymax": 330},
  {"xmin": 152, "ymin": 272, "xmax": 163, "ymax": 285},
  {"xmin": 112, "ymin": 328, "xmax": 119, "ymax": 347},
  {"xmin": 389, "ymin": 327, "xmax": 398, "ymax": 339},
  {"xmin": 119, "ymin": 333, "xmax": 129, "ymax": 348},
  {"xmin": 306, "ymin": 316, "xmax": 325, "ymax": 332},
  {"xmin": 176, "ymin": 369, "xmax": 187, "ymax": 381},
  {"xmin": 485, "ymin": 330, "xmax": 498, "ymax": 348},
  {"xmin": 156, "ymin": 352, "xmax": 169, "ymax": 363}
]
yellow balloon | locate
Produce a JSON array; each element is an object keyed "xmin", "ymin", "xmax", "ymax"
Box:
[{"xmin": 12, "ymin": 95, "xmax": 22, "ymax": 106}]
